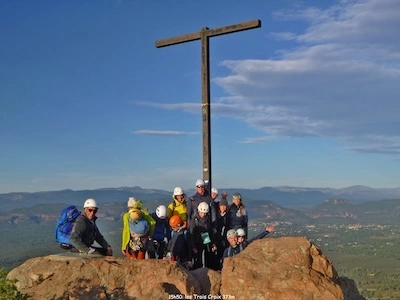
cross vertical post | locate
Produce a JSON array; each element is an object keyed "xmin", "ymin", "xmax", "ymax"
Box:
[
  {"xmin": 201, "ymin": 27, "xmax": 211, "ymax": 188},
  {"xmin": 155, "ymin": 19, "xmax": 261, "ymax": 189}
]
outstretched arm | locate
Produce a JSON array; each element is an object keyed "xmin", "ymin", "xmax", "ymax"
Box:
[{"xmin": 247, "ymin": 225, "xmax": 275, "ymax": 244}]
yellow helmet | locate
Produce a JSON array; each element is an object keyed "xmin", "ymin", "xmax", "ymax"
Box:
[{"xmin": 129, "ymin": 208, "xmax": 142, "ymax": 220}]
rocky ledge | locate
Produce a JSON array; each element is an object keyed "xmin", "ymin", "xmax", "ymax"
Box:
[{"xmin": 7, "ymin": 236, "xmax": 365, "ymax": 300}]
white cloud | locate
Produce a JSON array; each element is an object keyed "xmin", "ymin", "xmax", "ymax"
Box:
[
  {"xmin": 212, "ymin": 0, "xmax": 400, "ymax": 153},
  {"xmin": 135, "ymin": 0, "xmax": 400, "ymax": 155},
  {"xmin": 133, "ymin": 130, "xmax": 199, "ymax": 136},
  {"xmin": 135, "ymin": 101, "xmax": 199, "ymax": 114}
]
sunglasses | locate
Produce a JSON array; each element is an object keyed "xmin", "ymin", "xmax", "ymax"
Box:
[
  {"xmin": 196, "ymin": 186, "xmax": 205, "ymax": 188},
  {"xmin": 88, "ymin": 208, "xmax": 98, "ymax": 213}
]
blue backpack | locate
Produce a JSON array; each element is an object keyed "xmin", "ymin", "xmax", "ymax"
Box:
[{"xmin": 55, "ymin": 205, "xmax": 80, "ymax": 250}]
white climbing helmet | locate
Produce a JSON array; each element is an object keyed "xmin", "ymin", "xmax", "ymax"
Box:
[
  {"xmin": 232, "ymin": 193, "xmax": 242, "ymax": 200},
  {"xmin": 226, "ymin": 229, "xmax": 237, "ymax": 239},
  {"xmin": 127, "ymin": 197, "xmax": 137, "ymax": 208},
  {"xmin": 156, "ymin": 205, "xmax": 167, "ymax": 219},
  {"xmin": 173, "ymin": 187, "xmax": 184, "ymax": 196},
  {"xmin": 236, "ymin": 228, "xmax": 246, "ymax": 237},
  {"xmin": 197, "ymin": 201, "xmax": 209, "ymax": 213},
  {"xmin": 84, "ymin": 198, "xmax": 98, "ymax": 208}
]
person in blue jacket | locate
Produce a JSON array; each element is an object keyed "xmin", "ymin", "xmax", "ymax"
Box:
[
  {"xmin": 147, "ymin": 205, "xmax": 170, "ymax": 259},
  {"xmin": 222, "ymin": 225, "xmax": 275, "ymax": 261}
]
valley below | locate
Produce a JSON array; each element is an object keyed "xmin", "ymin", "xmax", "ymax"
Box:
[{"xmin": 1, "ymin": 186, "xmax": 400, "ymax": 299}]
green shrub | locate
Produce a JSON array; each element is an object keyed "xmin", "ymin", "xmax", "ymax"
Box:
[{"xmin": 0, "ymin": 268, "xmax": 28, "ymax": 300}]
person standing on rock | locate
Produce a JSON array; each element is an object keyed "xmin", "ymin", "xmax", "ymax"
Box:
[
  {"xmin": 70, "ymin": 198, "xmax": 113, "ymax": 256},
  {"xmin": 226, "ymin": 192, "xmax": 248, "ymax": 236},
  {"xmin": 187, "ymin": 179, "xmax": 217, "ymax": 230},
  {"xmin": 214, "ymin": 196, "xmax": 229, "ymax": 270},
  {"xmin": 166, "ymin": 215, "xmax": 193, "ymax": 269},
  {"xmin": 122, "ymin": 197, "xmax": 150, "ymax": 259},
  {"xmin": 147, "ymin": 205, "xmax": 170, "ymax": 259},
  {"xmin": 167, "ymin": 187, "xmax": 188, "ymax": 229},
  {"xmin": 188, "ymin": 201, "xmax": 217, "ymax": 269}
]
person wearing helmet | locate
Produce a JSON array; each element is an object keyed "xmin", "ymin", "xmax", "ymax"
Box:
[
  {"xmin": 187, "ymin": 180, "xmax": 217, "ymax": 232},
  {"xmin": 222, "ymin": 229, "xmax": 244, "ymax": 260},
  {"xmin": 167, "ymin": 187, "xmax": 188, "ymax": 229},
  {"xmin": 226, "ymin": 193, "xmax": 248, "ymax": 237},
  {"xmin": 188, "ymin": 201, "xmax": 218, "ymax": 270},
  {"xmin": 147, "ymin": 205, "xmax": 170, "ymax": 259},
  {"xmin": 169, "ymin": 215, "xmax": 183, "ymax": 229},
  {"xmin": 211, "ymin": 188, "xmax": 219, "ymax": 201},
  {"xmin": 213, "ymin": 197, "xmax": 229, "ymax": 270},
  {"xmin": 238, "ymin": 225, "xmax": 275, "ymax": 248},
  {"xmin": 166, "ymin": 215, "xmax": 193, "ymax": 269},
  {"xmin": 236, "ymin": 228, "xmax": 246, "ymax": 243},
  {"xmin": 122, "ymin": 197, "xmax": 150, "ymax": 259},
  {"xmin": 70, "ymin": 198, "xmax": 113, "ymax": 256}
]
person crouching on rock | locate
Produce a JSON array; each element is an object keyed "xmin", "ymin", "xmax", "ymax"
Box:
[{"xmin": 70, "ymin": 198, "xmax": 113, "ymax": 256}]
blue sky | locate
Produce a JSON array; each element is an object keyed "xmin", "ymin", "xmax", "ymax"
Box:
[{"xmin": 1, "ymin": 0, "xmax": 400, "ymax": 194}]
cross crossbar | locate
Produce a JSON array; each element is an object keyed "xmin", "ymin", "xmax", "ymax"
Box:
[{"xmin": 155, "ymin": 19, "xmax": 261, "ymax": 48}]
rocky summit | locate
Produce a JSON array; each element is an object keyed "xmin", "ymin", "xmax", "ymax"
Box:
[{"xmin": 7, "ymin": 237, "xmax": 365, "ymax": 300}]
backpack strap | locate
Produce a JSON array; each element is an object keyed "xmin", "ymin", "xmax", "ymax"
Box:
[{"xmin": 171, "ymin": 200, "xmax": 176, "ymax": 211}]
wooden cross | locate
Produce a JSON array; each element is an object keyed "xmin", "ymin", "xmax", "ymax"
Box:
[{"xmin": 155, "ymin": 19, "xmax": 261, "ymax": 189}]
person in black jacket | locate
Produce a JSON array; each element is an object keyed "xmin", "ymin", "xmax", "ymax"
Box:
[
  {"xmin": 188, "ymin": 201, "xmax": 217, "ymax": 270},
  {"xmin": 214, "ymin": 196, "xmax": 229, "ymax": 270},
  {"xmin": 167, "ymin": 215, "xmax": 192, "ymax": 269},
  {"xmin": 226, "ymin": 193, "xmax": 248, "ymax": 236},
  {"xmin": 187, "ymin": 179, "xmax": 217, "ymax": 228}
]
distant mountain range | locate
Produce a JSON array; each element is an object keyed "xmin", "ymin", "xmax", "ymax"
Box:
[
  {"xmin": 1, "ymin": 185, "xmax": 400, "ymax": 269},
  {"xmin": 1, "ymin": 185, "xmax": 400, "ymax": 212}
]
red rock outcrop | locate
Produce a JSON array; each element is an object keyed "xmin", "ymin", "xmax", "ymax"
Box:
[
  {"xmin": 7, "ymin": 237, "xmax": 364, "ymax": 300},
  {"xmin": 221, "ymin": 236, "xmax": 364, "ymax": 299}
]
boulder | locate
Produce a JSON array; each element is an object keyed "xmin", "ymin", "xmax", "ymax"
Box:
[
  {"xmin": 221, "ymin": 237, "xmax": 364, "ymax": 300},
  {"xmin": 7, "ymin": 237, "xmax": 365, "ymax": 299}
]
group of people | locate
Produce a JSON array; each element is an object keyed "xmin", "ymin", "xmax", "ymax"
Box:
[{"xmin": 68, "ymin": 179, "xmax": 274, "ymax": 271}]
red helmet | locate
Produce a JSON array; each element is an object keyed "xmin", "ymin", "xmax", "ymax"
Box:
[{"xmin": 169, "ymin": 215, "xmax": 183, "ymax": 228}]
